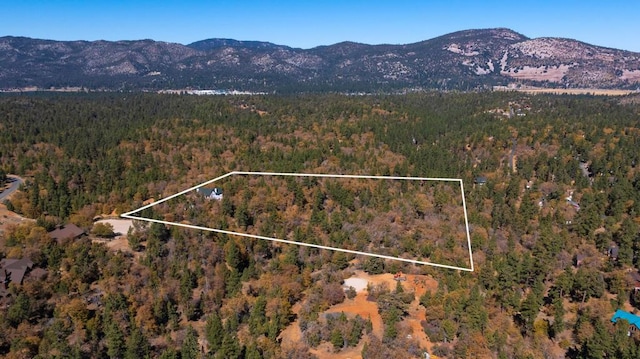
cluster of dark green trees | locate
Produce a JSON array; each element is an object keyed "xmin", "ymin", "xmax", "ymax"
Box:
[{"xmin": 1, "ymin": 91, "xmax": 640, "ymax": 358}]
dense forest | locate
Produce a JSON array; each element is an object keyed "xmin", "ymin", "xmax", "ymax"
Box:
[{"xmin": 1, "ymin": 92, "xmax": 640, "ymax": 358}]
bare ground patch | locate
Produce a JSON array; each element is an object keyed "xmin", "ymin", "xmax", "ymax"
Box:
[
  {"xmin": 95, "ymin": 219, "xmax": 133, "ymax": 238},
  {"xmin": 0, "ymin": 204, "xmax": 34, "ymax": 237},
  {"xmin": 91, "ymin": 219, "xmax": 140, "ymax": 257},
  {"xmin": 282, "ymin": 270, "xmax": 439, "ymax": 359}
]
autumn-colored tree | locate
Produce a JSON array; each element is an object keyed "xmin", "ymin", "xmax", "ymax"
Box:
[
  {"xmin": 92, "ymin": 222, "xmax": 115, "ymax": 238},
  {"xmin": 5, "ymin": 90, "xmax": 640, "ymax": 358}
]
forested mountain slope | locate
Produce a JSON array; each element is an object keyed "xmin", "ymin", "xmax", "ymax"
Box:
[{"xmin": 1, "ymin": 28, "xmax": 640, "ymax": 91}]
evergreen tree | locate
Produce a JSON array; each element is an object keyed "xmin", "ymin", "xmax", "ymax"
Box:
[
  {"xmin": 615, "ymin": 218, "xmax": 638, "ymax": 265},
  {"xmin": 520, "ymin": 287, "xmax": 542, "ymax": 334},
  {"xmin": 551, "ymin": 296, "xmax": 565, "ymax": 337},
  {"xmin": 248, "ymin": 295, "xmax": 268, "ymax": 336},
  {"xmin": 245, "ymin": 345, "xmax": 261, "ymax": 359},
  {"xmin": 105, "ymin": 321, "xmax": 125, "ymax": 359},
  {"xmin": 216, "ymin": 332, "xmax": 243, "ymax": 359},
  {"xmin": 125, "ymin": 325, "xmax": 150, "ymax": 359},
  {"xmin": 465, "ymin": 286, "xmax": 488, "ymax": 333},
  {"xmin": 572, "ymin": 268, "xmax": 605, "ymax": 302},
  {"xmin": 149, "ymin": 222, "xmax": 170, "ymax": 241},
  {"xmin": 205, "ymin": 311, "xmax": 224, "ymax": 354},
  {"xmin": 7, "ymin": 292, "xmax": 31, "ymax": 327},
  {"xmin": 225, "ymin": 240, "xmax": 245, "ymax": 271},
  {"xmin": 158, "ymin": 348, "xmax": 179, "ymax": 359},
  {"xmin": 236, "ymin": 201, "xmax": 250, "ymax": 230},
  {"xmin": 363, "ymin": 257, "xmax": 384, "ymax": 275},
  {"xmin": 181, "ymin": 326, "xmax": 200, "ymax": 359},
  {"xmin": 330, "ymin": 328, "xmax": 344, "ymax": 350}
]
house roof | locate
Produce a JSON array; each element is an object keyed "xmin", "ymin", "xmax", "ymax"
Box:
[
  {"xmin": 567, "ymin": 199, "xmax": 581, "ymax": 210},
  {"xmin": 609, "ymin": 246, "xmax": 620, "ymax": 258},
  {"xmin": 1, "ymin": 258, "xmax": 33, "ymax": 271},
  {"xmin": 474, "ymin": 176, "xmax": 487, "ymax": 184},
  {"xmin": 197, "ymin": 187, "xmax": 223, "ymax": 197},
  {"xmin": 611, "ymin": 309, "xmax": 640, "ymax": 328},
  {"xmin": 197, "ymin": 187, "xmax": 212, "ymax": 196},
  {"xmin": 628, "ymin": 272, "xmax": 640, "ymax": 288},
  {"xmin": 0, "ymin": 258, "xmax": 34, "ymax": 286},
  {"xmin": 48, "ymin": 223, "xmax": 84, "ymax": 241}
]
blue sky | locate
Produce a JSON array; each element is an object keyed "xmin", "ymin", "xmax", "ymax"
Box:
[{"xmin": 3, "ymin": 1, "xmax": 640, "ymax": 52}]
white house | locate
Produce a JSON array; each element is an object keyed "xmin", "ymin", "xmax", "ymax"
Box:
[{"xmin": 197, "ymin": 187, "xmax": 223, "ymax": 200}]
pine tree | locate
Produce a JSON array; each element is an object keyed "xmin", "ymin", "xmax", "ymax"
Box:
[
  {"xmin": 105, "ymin": 321, "xmax": 125, "ymax": 359},
  {"xmin": 551, "ymin": 296, "xmax": 565, "ymax": 337},
  {"xmin": 466, "ymin": 286, "xmax": 488, "ymax": 333},
  {"xmin": 245, "ymin": 345, "xmax": 262, "ymax": 359},
  {"xmin": 205, "ymin": 311, "xmax": 224, "ymax": 354},
  {"xmin": 158, "ymin": 348, "xmax": 179, "ymax": 359},
  {"xmin": 225, "ymin": 240, "xmax": 245, "ymax": 271},
  {"xmin": 248, "ymin": 295, "xmax": 267, "ymax": 336},
  {"xmin": 520, "ymin": 284, "xmax": 543, "ymax": 334},
  {"xmin": 125, "ymin": 325, "xmax": 150, "ymax": 359},
  {"xmin": 330, "ymin": 329, "xmax": 344, "ymax": 350},
  {"xmin": 149, "ymin": 222, "xmax": 170, "ymax": 242},
  {"xmin": 395, "ymin": 280, "xmax": 404, "ymax": 294},
  {"xmin": 236, "ymin": 201, "xmax": 250, "ymax": 230},
  {"xmin": 216, "ymin": 332, "xmax": 243, "ymax": 359},
  {"xmin": 181, "ymin": 326, "xmax": 200, "ymax": 359}
]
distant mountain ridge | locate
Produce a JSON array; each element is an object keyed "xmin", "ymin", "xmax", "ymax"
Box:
[{"xmin": 1, "ymin": 28, "xmax": 639, "ymax": 92}]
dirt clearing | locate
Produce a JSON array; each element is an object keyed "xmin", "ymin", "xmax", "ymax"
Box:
[
  {"xmin": 343, "ymin": 277, "xmax": 368, "ymax": 292},
  {"xmin": 0, "ymin": 204, "xmax": 34, "ymax": 237},
  {"xmin": 92, "ymin": 219, "xmax": 138, "ymax": 255},
  {"xmin": 95, "ymin": 218, "xmax": 133, "ymax": 238},
  {"xmin": 281, "ymin": 270, "xmax": 439, "ymax": 359}
]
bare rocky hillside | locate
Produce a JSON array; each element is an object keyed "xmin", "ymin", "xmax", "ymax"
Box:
[{"xmin": 1, "ymin": 28, "xmax": 639, "ymax": 91}]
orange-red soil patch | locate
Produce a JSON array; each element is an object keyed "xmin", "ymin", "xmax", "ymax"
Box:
[{"xmin": 280, "ymin": 270, "xmax": 439, "ymax": 359}]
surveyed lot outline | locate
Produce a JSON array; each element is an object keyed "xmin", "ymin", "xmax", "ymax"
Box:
[{"xmin": 122, "ymin": 171, "xmax": 474, "ymax": 271}]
